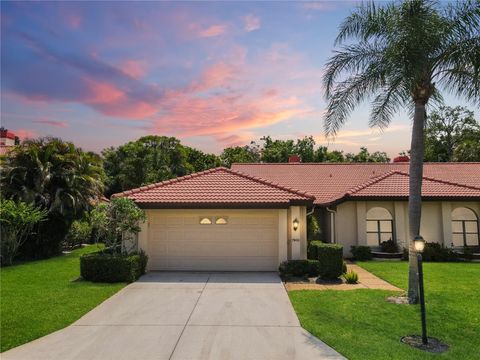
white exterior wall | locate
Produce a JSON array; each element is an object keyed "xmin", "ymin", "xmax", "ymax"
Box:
[{"xmin": 335, "ymin": 200, "xmax": 480, "ymax": 256}]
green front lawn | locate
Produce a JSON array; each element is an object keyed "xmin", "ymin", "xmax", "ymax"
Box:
[
  {"xmin": 0, "ymin": 245, "xmax": 126, "ymax": 352},
  {"xmin": 289, "ymin": 262, "xmax": 479, "ymax": 360}
]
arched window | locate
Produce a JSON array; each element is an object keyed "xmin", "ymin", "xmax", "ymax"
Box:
[
  {"xmin": 199, "ymin": 217, "xmax": 212, "ymax": 225},
  {"xmin": 215, "ymin": 217, "xmax": 228, "ymax": 225},
  {"xmin": 366, "ymin": 207, "xmax": 394, "ymax": 246},
  {"xmin": 452, "ymin": 207, "xmax": 479, "ymax": 246}
]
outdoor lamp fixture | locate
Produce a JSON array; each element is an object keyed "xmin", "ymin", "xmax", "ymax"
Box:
[
  {"xmin": 401, "ymin": 235, "xmax": 447, "ymax": 352},
  {"xmin": 414, "ymin": 236, "xmax": 426, "ymax": 253},
  {"xmin": 415, "ymin": 235, "xmax": 428, "ymax": 345},
  {"xmin": 293, "ymin": 218, "xmax": 299, "ymax": 231}
]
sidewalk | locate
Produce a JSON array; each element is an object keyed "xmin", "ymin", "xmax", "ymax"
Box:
[{"xmin": 285, "ymin": 263, "xmax": 403, "ymax": 292}]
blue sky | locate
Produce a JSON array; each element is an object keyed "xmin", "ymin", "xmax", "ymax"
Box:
[{"xmin": 1, "ymin": 1, "xmax": 477, "ymax": 156}]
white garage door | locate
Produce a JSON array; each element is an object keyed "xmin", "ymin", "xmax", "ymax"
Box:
[{"xmin": 147, "ymin": 209, "xmax": 279, "ymax": 271}]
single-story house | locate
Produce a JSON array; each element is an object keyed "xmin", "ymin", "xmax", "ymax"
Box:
[
  {"xmin": 113, "ymin": 161, "xmax": 480, "ymax": 271},
  {"xmin": 233, "ymin": 161, "xmax": 480, "ymax": 256}
]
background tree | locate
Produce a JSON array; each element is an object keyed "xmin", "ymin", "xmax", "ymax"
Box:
[
  {"xmin": 260, "ymin": 136, "xmax": 296, "ymax": 162},
  {"xmin": 0, "ymin": 199, "xmax": 47, "ymax": 265},
  {"xmin": 1, "ymin": 137, "xmax": 104, "ymax": 258},
  {"xmin": 314, "ymin": 147, "xmax": 346, "ymax": 162},
  {"xmin": 424, "ymin": 106, "xmax": 480, "ymax": 162},
  {"xmin": 220, "ymin": 143, "xmax": 261, "ymax": 167},
  {"xmin": 345, "ymin": 147, "xmax": 390, "ymax": 162},
  {"xmin": 103, "ymin": 136, "xmax": 219, "ymax": 195},
  {"xmin": 323, "ymin": 0, "xmax": 480, "ymax": 303}
]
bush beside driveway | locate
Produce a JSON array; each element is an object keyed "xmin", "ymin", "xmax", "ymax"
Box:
[{"xmin": 0, "ymin": 245, "xmax": 125, "ymax": 352}]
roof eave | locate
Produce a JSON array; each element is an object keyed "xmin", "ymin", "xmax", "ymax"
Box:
[{"xmin": 135, "ymin": 201, "xmax": 312, "ymax": 210}]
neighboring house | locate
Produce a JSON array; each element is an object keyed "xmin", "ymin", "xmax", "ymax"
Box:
[
  {"xmin": 233, "ymin": 159, "xmax": 480, "ymax": 256},
  {"xmin": 113, "ymin": 159, "xmax": 480, "ymax": 271},
  {"xmin": 0, "ymin": 128, "xmax": 17, "ymax": 157}
]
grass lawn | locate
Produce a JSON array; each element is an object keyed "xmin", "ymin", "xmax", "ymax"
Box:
[
  {"xmin": 0, "ymin": 245, "xmax": 126, "ymax": 352},
  {"xmin": 289, "ymin": 261, "xmax": 479, "ymax": 360}
]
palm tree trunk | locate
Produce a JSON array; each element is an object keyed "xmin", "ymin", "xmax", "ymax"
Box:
[{"xmin": 407, "ymin": 102, "xmax": 426, "ymax": 304}]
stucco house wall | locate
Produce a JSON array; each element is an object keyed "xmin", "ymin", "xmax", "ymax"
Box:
[{"xmin": 328, "ymin": 200, "xmax": 480, "ymax": 256}]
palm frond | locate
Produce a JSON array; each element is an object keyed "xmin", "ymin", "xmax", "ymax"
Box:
[
  {"xmin": 335, "ymin": 1, "xmax": 394, "ymax": 45},
  {"xmin": 369, "ymin": 79, "xmax": 408, "ymax": 129},
  {"xmin": 323, "ymin": 41, "xmax": 386, "ymax": 98},
  {"xmin": 324, "ymin": 69, "xmax": 384, "ymax": 136}
]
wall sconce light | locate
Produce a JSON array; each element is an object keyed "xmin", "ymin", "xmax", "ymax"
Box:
[{"xmin": 293, "ymin": 218, "xmax": 299, "ymax": 231}]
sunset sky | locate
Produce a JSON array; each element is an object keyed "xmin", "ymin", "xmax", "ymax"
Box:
[{"xmin": 1, "ymin": 1, "xmax": 477, "ymax": 156}]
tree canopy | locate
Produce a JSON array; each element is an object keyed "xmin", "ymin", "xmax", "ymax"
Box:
[
  {"xmin": 424, "ymin": 106, "xmax": 480, "ymax": 162},
  {"xmin": 102, "ymin": 135, "xmax": 220, "ymax": 196},
  {"xmin": 1, "ymin": 137, "xmax": 105, "ymax": 258}
]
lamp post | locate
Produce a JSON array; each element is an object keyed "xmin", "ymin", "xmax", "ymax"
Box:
[{"xmin": 414, "ymin": 235, "xmax": 428, "ymax": 345}]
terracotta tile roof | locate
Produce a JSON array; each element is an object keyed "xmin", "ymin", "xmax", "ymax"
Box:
[
  {"xmin": 112, "ymin": 167, "xmax": 315, "ymax": 208},
  {"xmin": 232, "ymin": 163, "xmax": 480, "ymax": 205},
  {"xmin": 346, "ymin": 171, "xmax": 480, "ymax": 199}
]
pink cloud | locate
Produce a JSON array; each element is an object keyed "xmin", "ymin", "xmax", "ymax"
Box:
[
  {"xmin": 119, "ymin": 60, "xmax": 147, "ymax": 79},
  {"xmin": 12, "ymin": 128, "xmax": 37, "ymax": 140},
  {"xmin": 84, "ymin": 79, "xmax": 125, "ymax": 104},
  {"xmin": 189, "ymin": 62, "xmax": 237, "ymax": 92},
  {"xmin": 83, "ymin": 79, "xmax": 157, "ymax": 119},
  {"xmin": 196, "ymin": 24, "xmax": 227, "ymax": 38},
  {"xmin": 244, "ymin": 14, "xmax": 261, "ymax": 32},
  {"xmin": 146, "ymin": 42, "xmax": 322, "ymax": 148},
  {"xmin": 32, "ymin": 119, "xmax": 69, "ymax": 128}
]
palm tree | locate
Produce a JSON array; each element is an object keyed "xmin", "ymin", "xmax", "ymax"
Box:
[
  {"xmin": 323, "ymin": 0, "xmax": 480, "ymax": 303},
  {"xmin": 1, "ymin": 137, "xmax": 105, "ymax": 258}
]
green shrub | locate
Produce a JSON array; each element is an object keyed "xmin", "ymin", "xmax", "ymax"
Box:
[
  {"xmin": 0, "ymin": 199, "xmax": 47, "ymax": 266},
  {"xmin": 64, "ymin": 220, "xmax": 92, "ymax": 248},
  {"xmin": 315, "ymin": 243, "xmax": 344, "ymax": 280},
  {"xmin": 351, "ymin": 246, "xmax": 372, "ymax": 260},
  {"xmin": 307, "ymin": 215, "xmax": 320, "ymax": 240},
  {"xmin": 462, "ymin": 246, "xmax": 475, "ymax": 260},
  {"xmin": 422, "ymin": 242, "xmax": 458, "ymax": 262},
  {"xmin": 308, "ymin": 240, "xmax": 325, "ymax": 260},
  {"xmin": 80, "ymin": 251, "xmax": 148, "ymax": 283},
  {"xmin": 380, "ymin": 239, "xmax": 399, "ymax": 253},
  {"xmin": 342, "ymin": 261, "xmax": 348, "ymax": 274},
  {"xmin": 344, "ymin": 270, "xmax": 359, "ymax": 284},
  {"xmin": 279, "ymin": 260, "xmax": 321, "ymax": 278}
]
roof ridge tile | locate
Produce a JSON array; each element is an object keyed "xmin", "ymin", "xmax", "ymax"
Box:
[{"xmin": 222, "ymin": 167, "xmax": 316, "ymax": 200}]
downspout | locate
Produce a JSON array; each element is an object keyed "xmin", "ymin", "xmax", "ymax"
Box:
[
  {"xmin": 306, "ymin": 205, "xmax": 315, "ymax": 216},
  {"xmin": 326, "ymin": 206, "xmax": 337, "ymax": 244}
]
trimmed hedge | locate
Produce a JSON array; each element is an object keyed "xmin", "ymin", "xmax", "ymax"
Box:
[
  {"xmin": 380, "ymin": 239, "xmax": 399, "ymax": 253},
  {"xmin": 402, "ymin": 242, "xmax": 459, "ymax": 262},
  {"xmin": 351, "ymin": 245, "xmax": 373, "ymax": 260},
  {"xmin": 279, "ymin": 260, "xmax": 321, "ymax": 278},
  {"xmin": 313, "ymin": 243, "xmax": 344, "ymax": 280},
  {"xmin": 308, "ymin": 240, "xmax": 325, "ymax": 260},
  {"xmin": 80, "ymin": 251, "xmax": 148, "ymax": 283}
]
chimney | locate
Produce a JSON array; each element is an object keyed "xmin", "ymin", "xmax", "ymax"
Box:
[
  {"xmin": 393, "ymin": 155, "xmax": 409, "ymax": 163},
  {"xmin": 288, "ymin": 155, "xmax": 301, "ymax": 163}
]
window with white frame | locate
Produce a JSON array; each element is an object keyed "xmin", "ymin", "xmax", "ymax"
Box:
[
  {"xmin": 366, "ymin": 207, "xmax": 394, "ymax": 246},
  {"xmin": 452, "ymin": 207, "xmax": 479, "ymax": 247}
]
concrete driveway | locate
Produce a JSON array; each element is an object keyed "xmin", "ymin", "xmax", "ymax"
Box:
[{"xmin": 3, "ymin": 272, "xmax": 345, "ymax": 360}]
